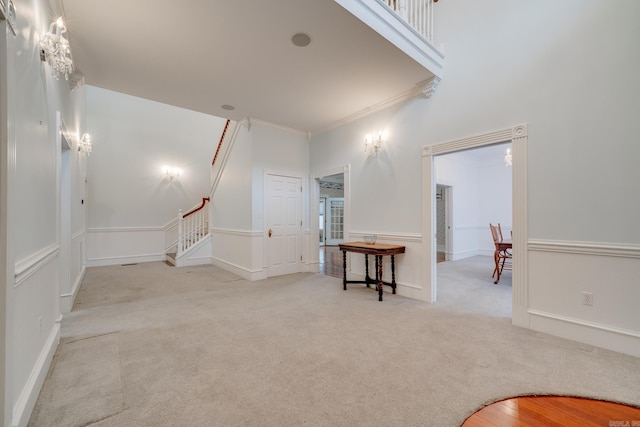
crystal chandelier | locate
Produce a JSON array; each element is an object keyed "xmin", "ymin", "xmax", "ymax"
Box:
[{"xmin": 39, "ymin": 17, "xmax": 74, "ymax": 80}]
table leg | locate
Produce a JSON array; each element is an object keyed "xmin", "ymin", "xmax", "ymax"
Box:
[
  {"xmin": 342, "ymin": 250, "xmax": 347, "ymax": 290},
  {"xmin": 365, "ymin": 254, "xmax": 371, "ymax": 288},
  {"xmin": 391, "ymin": 254, "xmax": 397, "ymax": 294},
  {"xmin": 377, "ymin": 255, "xmax": 383, "ymax": 301}
]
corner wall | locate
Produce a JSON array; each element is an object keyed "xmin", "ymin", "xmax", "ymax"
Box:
[{"xmin": 3, "ymin": 0, "xmax": 88, "ymax": 425}]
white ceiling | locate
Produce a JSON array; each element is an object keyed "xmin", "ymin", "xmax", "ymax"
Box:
[{"xmin": 60, "ymin": 0, "xmax": 434, "ymax": 134}]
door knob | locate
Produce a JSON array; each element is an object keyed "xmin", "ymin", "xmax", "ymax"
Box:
[{"xmin": 268, "ymin": 229, "xmax": 273, "ymax": 238}]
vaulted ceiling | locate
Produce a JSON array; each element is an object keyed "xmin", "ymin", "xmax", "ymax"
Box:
[{"xmin": 61, "ymin": 0, "xmax": 434, "ymax": 134}]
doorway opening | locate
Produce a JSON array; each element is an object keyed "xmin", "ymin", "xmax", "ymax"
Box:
[
  {"xmin": 435, "ymin": 184, "xmax": 452, "ymax": 263},
  {"xmin": 421, "ymin": 124, "xmax": 528, "ymax": 326},
  {"xmin": 318, "ymin": 173, "xmax": 345, "ymax": 277},
  {"xmin": 433, "ymin": 143, "xmax": 513, "ymax": 318},
  {"xmin": 318, "ymin": 172, "xmax": 344, "ymax": 278}
]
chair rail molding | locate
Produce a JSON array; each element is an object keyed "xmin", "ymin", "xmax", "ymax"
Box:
[
  {"xmin": 528, "ymin": 239, "xmax": 640, "ymax": 259},
  {"xmin": 14, "ymin": 244, "xmax": 60, "ymax": 287}
]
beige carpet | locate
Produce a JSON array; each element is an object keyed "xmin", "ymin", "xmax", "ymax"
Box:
[{"xmin": 28, "ymin": 257, "xmax": 640, "ymax": 426}]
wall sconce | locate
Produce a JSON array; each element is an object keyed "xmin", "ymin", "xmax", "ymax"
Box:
[
  {"xmin": 364, "ymin": 131, "xmax": 384, "ymax": 156},
  {"xmin": 78, "ymin": 133, "xmax": 92, "ymax": 157},
  {"xmin": 165, "ymin": 166, "xmax": 181, "ymax": 180},
  {"xmin": 504, "ymin": 148, "xmax": 512, "ymax": 167},
  {"xmin": 39, "ymin": 17, "xmax": 74, "ymax": 80}
]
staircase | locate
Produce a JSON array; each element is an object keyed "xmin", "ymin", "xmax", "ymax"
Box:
[{"xmin": 165, "ymin": 119, "xmax": 238, "ymax": 267}]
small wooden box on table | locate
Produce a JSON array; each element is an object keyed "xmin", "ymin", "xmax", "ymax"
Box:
[{"xmin": 338, "ymin": 242, "xmax": 406, "ymax": 301}]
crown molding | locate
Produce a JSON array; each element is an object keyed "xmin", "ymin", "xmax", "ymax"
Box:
[{"xmin": 311, "ymin": 77, "xmax": 439, "ymax": 136}]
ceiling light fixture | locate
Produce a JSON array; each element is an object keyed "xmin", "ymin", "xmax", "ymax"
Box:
[
  {"xmin": 291, "ymin": 33, "xmax": 311, "ymax": 47},
  {"xmin": 39, "ymin": 17, "xmax": 74, "ymax": 80},
  {"xmin": 222, "ymin": 104, "xmax": 235, "ymax": 111}
]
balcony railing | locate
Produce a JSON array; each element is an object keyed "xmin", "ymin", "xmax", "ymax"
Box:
[{"xmin": 384, "ymin": 0, "xmax": 435, "ymax": 42}]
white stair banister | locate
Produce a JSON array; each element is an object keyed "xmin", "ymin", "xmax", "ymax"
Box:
[
  {"xmin": 175, "ymin": 197, "xmax": 210, "ymax": 257},
  {"xmin": 177, "ymin": 209, "xmax": 184, "ymax": 257}
]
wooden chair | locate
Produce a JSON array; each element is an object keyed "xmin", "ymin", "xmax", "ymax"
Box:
[{"xmin": 490, "ymin": 223, "xmax": 512, "ymax": 284}]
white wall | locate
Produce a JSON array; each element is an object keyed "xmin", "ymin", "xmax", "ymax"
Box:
[
  {"xmin": 86, "ymin": 86, "xmax": 227, "ymax": 266},
  {"xmin": 435, "ymin": 144, "xmax": 512, "ymax": 259},
  {"xmin": 212, "ymin": 121, "xmax": 309, "ymax": 280},
  {"xmin": 3, "ymin": 0, "xmax": 88, "ymax": 424},
  {"xmin": 310, "ymin": 1, "xmax": 640, "ymax": 356}
]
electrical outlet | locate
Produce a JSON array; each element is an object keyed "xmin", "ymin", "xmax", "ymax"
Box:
[{"xmin": 582, "ymin": 292, "xmax": 593, "ymax": 306}]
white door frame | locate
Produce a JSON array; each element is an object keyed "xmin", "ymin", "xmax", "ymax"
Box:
[
  {"xmin": 57, "ymin": 113, "xmax": 71, "ymax": 314},
  {"xmin": 422, "ymin": 125, "xmax": 529, "ymax": 327},
  {"xmin": 319, "ymin": 197, "xmax": 326, "ymax": 246},
  {"xmin": 310, "ymin": 164, "xmax": 350, "ymax": 273}
]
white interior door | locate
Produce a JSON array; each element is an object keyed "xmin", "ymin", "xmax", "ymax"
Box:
[
  {"xmin": 266, "ymin": 174, "xmax": 302, "ymax": 277},
  {"xmin": 325, "ymin": 198, "xmax": 344, "ymax": 246}
]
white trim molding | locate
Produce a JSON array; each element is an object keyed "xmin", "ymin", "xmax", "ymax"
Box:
[
  {"xmin": 421, "ymin": 76, "xmax": 440, "ymax": 99},
  {"xmin": 14, "ymin": 244, "xmax": 60, "ymax": 287},
  {"xmin": 211, "ymin": 228, "xmax": 263, "ymax": 238},
  {"xmin": 350, "ymin": 231, "xmax": 422, "ymax": 244},
  {"xmin": 529, "ymin": 239, "xmax": 640, "ymax": 258},
  {"xmin": 528, "ymin": 309, "xmax": 640, "ymax": 358},
  {"xmin": 88, "ymin": 226, "xmax": 165, "ymax": 233}
]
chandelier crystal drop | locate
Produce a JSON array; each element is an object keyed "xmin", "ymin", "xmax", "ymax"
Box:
[
  {"xmin": 504, "ymin": 148, "xmax": 512, "ymax": 167},
  {"xmin": 79, "ymin": 133, "xmax": 92, "ymax": 157},
  {"xmin": 39, "ymin": 17, "xmax": 74, "ymax": 80}
]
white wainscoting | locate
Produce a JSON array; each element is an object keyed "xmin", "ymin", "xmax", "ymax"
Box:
[
  {"xmin": 445, "ymin": 225, "xmax": 508, "ymax": 260},
  {"xmin": 173, "ymin": 234, "xmax": 212, "ymax": 267},
  {"xmin": 211, "ymin": 228, "xmax": 266, "ymax": 281},
  {"xmin": 12, "ymin": 247, "xmax": 61, "ymax": 427},
  {"xmin": 60, "ymin": 230, "xmax": 86, "ymax": 313},
  {"xmin": 347, "ymin": 232, "xmax": 423, "ymax": 300},
  {"xmin": 527, "ymin": 239, "xmax": 640, "ymax": 358},
  {"xmin": 14, "ymin": 244, "xmax": 59, "ymax": 287},
  {"xmin": 86, "ymin": 227, "xmax": 167, "ymax": 267}
]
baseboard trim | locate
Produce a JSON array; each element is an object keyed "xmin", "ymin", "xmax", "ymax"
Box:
[
  {"xmin": 60, "ymin": 266, "xmax": 86, "ymax": 312},
  {"xmin": 212, "ymin": 256, "xmax": 266, "ymax": 281},
  {"xmin": 173, "ymin": 256, "xmax": 212, "ymax": 268},
  {"xmin": 12, "ymin": 323, "xmax": 60, "ymax": 427},
  {"xmin": 528, "ymin": 309, "xmax": 640, "ymax": 358}
]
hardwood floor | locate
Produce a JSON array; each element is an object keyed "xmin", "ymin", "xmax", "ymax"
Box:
[
  {"xmin": 462, "ymin": 396, "xmax": 640, "ymax": 426},
  {"xmin": 319, "ymin": 246, "xmax": 343, "ymax": 278}
]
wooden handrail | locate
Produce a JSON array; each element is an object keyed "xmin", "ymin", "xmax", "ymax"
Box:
[
  {"xmin": 212, "ymin": 119, "xmax": 231, "ymax": 166},
  {"xmin": 182, "ymin": 197, "xmax": 210, "ymax": 218}
]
